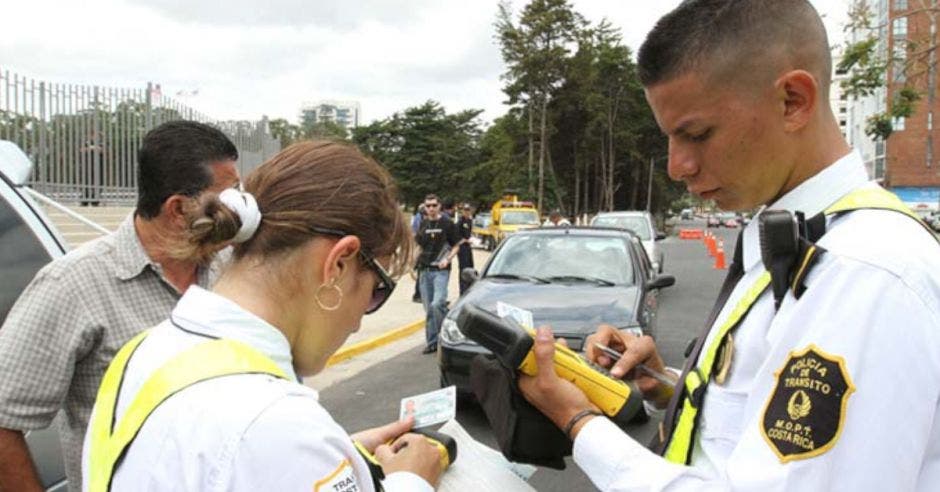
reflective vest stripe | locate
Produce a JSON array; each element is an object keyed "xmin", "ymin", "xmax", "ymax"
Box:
[
  {"xmin": 87, "ymin": 332, "xmax": 288, "ymax": 492},
  {"xmin": 791, "ymin": 245, "xmax": 818, "ymax": 293},
  {"xmin": 664, "ymin": 272, "xmax": 771, "ymax": 463},
  {"xmin": 662, "ymin": 186, "xmax": 928, "ymax": 465},
  {"xmin": 825, "ymin": 187, "xmax": 920, "ymax": 219}
]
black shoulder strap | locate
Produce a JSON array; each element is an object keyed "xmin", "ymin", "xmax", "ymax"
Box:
[{"xmin": 652, "ymin": 231, "xmax": 745, "ymax": 453}]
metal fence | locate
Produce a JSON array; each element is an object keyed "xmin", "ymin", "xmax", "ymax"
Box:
[{"xmin": 0, "ymin": 67, "xmax": 280, "ymax": 205}]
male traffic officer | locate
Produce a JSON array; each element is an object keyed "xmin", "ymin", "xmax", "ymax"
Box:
[
  {"xmin": 520, "ymin": 1, "xmax": 940, "ymax": 490},
  {"xmin": 0, "ymin": 121, "xmax": 240, "ymax": 490}
]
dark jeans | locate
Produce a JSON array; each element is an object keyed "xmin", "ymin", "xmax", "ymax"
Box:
[{"xmin": 419, "ymin": 268, "xmax": 450, "ymax": 350}]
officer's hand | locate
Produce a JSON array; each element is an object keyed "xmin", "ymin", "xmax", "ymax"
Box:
[
  {"xmin": 350, "ymin": 417, "xmax": 413, "ymax": 454},
  {"xmin": 438, "ymin": 258, "xmax": 450, "ymax": 269},
  {"xmin": 375, "ymin": 433, "xmax": 444, "ymax": 487},
  {"xmin": 585, "ymin": 325, "xmax": 672, "ymax": 408},
  {"xmin": 518, "ymin": 326, "xmax": 599, "ymax": 438}
]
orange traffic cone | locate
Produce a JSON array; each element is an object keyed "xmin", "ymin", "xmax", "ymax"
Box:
[
  {"xmin": 714, "ymin": 245, "xmax": 727, "ymax": 269},
  {"xmin": 706, "ymin": 234, "xmax": 717, "ymax": 257}
]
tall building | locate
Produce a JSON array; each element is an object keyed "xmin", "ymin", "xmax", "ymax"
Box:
[
  {"xmin": 830, "ymin": 46, "xmax": 851, "ymax": 142},
  {"xmin": 299, "ymin": 100, "xmax": 361, "ymax": 130},
  {"xmin": 845, "ymin": 0, "xmax": 889, "ymax": 182},
  {"xmin": 847, "ymin": 0, "xmax": 940, "ymax": 211}
]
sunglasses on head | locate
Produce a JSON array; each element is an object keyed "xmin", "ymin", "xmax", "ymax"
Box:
[{"xmin": 307, "ymin": 225, "xmax": 397, "ymax": 314}]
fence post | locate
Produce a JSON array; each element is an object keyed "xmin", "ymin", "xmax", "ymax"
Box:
[
  {"xmin": 145, "ymin": 82, "xmax": 153, "ymax": 130},
  {"xmin": 38, "ymin": 81, "xmax": 47, "ymax": 192}
]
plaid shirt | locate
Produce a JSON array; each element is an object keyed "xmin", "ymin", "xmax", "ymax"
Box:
[{"xmin": 0, "ymin": 214, "xmax": 216, "ymax": 486}]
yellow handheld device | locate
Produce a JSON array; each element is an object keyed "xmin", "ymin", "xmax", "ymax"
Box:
[
  {"xmin": 355, "ymin": 428, "xmax": 457, "ymax": 475},
  {"xmin": 411, "ymin": 428, "xmax": 457, "ymax": 470},
  {"xmin": 457, "ymin": 304, "xmax": 644, "ymax": 425}
]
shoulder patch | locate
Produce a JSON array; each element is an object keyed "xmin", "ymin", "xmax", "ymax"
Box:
[
  {"xmin": 760, "ymin": 344, "xmax": 855, "ymax": 463},
  {"xmin": 314, "ymin": 459, "xmax": 360, "ymax": 492}
]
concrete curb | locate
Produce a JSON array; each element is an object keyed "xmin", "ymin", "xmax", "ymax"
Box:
[{"xmin": 326, "ymin": 319, "xmax": 426, "ymax": 367}]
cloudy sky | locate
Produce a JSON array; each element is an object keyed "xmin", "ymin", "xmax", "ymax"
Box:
[{"xmin": 0, "ymin": 0, "xmax": 851, "ymax": 125}]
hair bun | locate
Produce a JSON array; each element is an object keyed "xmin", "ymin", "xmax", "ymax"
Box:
[{"xmin": 218, "ymin": 189, "xmax": 262, "ymax": 243}]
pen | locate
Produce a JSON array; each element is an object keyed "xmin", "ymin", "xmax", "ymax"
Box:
[{"xmin": 592, "ymin": 342, "xmax": 677, "ymax": 387}]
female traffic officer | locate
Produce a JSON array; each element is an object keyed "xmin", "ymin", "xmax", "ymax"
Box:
[{"xmin": 82, "ymin": 140, "xmax": 442, "ymax": 491}]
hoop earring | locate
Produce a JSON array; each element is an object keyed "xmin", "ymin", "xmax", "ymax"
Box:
[{"xmin": 315, "ymin": 281, "xmax": 343, "ymax": 311}]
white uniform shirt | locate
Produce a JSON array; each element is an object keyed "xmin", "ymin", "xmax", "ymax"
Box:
[
  {"xmin": 573, "ymin": 151, "xmax": 940, "ymax": 491},
  {"xmin": 81, "ymin": 286, "xmax": 432, "ymax": 492}
]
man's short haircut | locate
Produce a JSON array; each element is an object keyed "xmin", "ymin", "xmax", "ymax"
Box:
[
  {"xmin": 136, "ymin": 121, "xmax": 238, "ymax": 219},
  {"xmin": 638, "ymin": 0, "xmax": 832, "ymax": 95},
  {"xmin": 424, "ymin": 194, "xmax": 440, "ymax": 203}
]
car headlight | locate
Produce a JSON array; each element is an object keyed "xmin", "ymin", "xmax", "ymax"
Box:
[{"xmin": 440, "ymin": 318, "xmax": 467, "ymax": 343}]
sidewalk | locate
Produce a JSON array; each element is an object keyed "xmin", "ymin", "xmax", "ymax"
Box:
[{"xmin": 305, "ymin": 248, "xmax": 491, "ymax": 390}]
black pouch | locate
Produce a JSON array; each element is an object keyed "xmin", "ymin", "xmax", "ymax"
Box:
[{"xmin": 469, "ymin": 354, "xmax": 571, "ymax": 469}]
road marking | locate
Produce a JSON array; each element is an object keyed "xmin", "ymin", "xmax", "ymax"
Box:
[{"xmin": 326, "ymin": 319, "xmax": 426, "ymax": 367}]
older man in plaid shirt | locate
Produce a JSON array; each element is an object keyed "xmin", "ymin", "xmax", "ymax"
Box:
[{"xmin": 0, "ymin": 121, "xmax": 241, "ymax": 490}]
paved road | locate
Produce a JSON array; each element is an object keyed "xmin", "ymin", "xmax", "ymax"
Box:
[{"xmin": 319, "ymin": 220, "xmax": 740, "ymax": 491}]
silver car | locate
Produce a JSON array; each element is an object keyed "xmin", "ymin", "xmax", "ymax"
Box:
[
  {"xmin": 0, "ymin": 141, "xmax": 69, "ymax": 491},
  {"xmin": 591, "ymin": 211, "xmax": 666, "ymax": 273}
]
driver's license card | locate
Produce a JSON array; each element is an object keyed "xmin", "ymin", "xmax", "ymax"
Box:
[{"xmin": 399, "ymin": 385, "xmax": 457, "ymax": 428}]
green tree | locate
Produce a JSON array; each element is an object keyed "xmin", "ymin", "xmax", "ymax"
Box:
[
  {"xmin": 352, "ymin": 101, "xmax": 484, "ymax": 207},
  {"xmin": 470, "ymin": 111, "xmax": 529, "ymax": 206},
  {"xmin": 304, "ymin": 120, "xmax": 349, "ymax": 140},
  {"xmin": 268, "ymin": 118, "xmax": 302, "ymax": 147},
  {"xmin": 496, "ymin": 0, "xmax": 584, "ymax": 213},
  {"xmin": 840, "ymin": 0, "xmax": 938, "ymax": 146}
]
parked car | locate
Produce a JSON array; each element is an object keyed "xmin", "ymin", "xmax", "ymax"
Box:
[
  {"xmin": 471, "ymin": 212, "xmax": 495, "ymax": 250},
  {"xmin": 438, "ymin": 227, "xmax": 675, "ymax": 397},
  {"xmin": 0, "ymin": 141, "xmax": 69, "ymax": 491},
  {"xmin": 590, "ymin": 211, "xmax": 666, "ymax": 273},
  {"xmin": 707, "ymin": 212, "xmax": 738, "ymax": 228},
  {"xmin": 488, "ymin": 194, "xmax": 540, "ymax": 248}
]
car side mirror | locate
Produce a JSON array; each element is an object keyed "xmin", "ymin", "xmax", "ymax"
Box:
[
  {"xmin": 655, "ymin": 232, "xmax": 666, "ymax": 241},
  {"xmin": 646, "ymin": 274, "xmax": 675, "ymax": 290},
  {"xmin": 460, "ymin": 268, "xmax": 480, "ymax": 286}
]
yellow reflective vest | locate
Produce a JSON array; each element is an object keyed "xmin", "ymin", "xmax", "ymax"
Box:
[
  {"xmin": 663, "ymin": 186, "xmax": 935, "ymax": 464},
  {"xmin": 86, "ymin": 330, "xmax": 288, "ymax": 492}
]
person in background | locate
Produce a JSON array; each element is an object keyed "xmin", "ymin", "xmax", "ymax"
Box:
[
  {"xmin": 415, "ymin": 194, "xmax": 460, "ymax": 354},
  {"xmin": 80, "ymin": 129, "xmax": 105, "ymax": 206},
  {"xmin": 542, "ymin": 209, "xmax": 571, "ymax": 227},
  {"xmin": 0, "ymin": 121, "xmax": 240, "ymax": 490},
  {"xmin": 456, "ymin": 203, "xmax": 475, "ymax": 295},
  {"xmin": 410, "ymin": 204, "xmax": 426, "ymax": 303},
  {"xmin": 442, "ymin": 199, "xmax": 455, "ymax": 222}
]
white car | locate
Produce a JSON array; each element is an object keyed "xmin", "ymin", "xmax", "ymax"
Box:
[
  {"xmin": 591, "ymin": 211, "xmax": 666, "ymax": 273},
  {"xmin": 0, "ymin": 141, "xmax": 70, "ymax": 491}
]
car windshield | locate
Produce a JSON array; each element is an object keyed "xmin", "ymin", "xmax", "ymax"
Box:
[
  {"xmin": 486, "ymin": 234, "xmax": 634, "ymax": 285},
  {"xmin": 474, "ymin": 216, "xmax": 491, "ymax": 228},
  {"xmin": 501, "ymin": 210, "xmax": 540, "ymax": 225},
  {"xmin": 592, "ymin": 215, "xmax": 651, "ymax": 240}
]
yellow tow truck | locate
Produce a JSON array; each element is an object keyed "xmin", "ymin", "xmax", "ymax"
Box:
[{"xmin": 486, "ymin": 193, "xmax": 540, "ymax": 250}]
